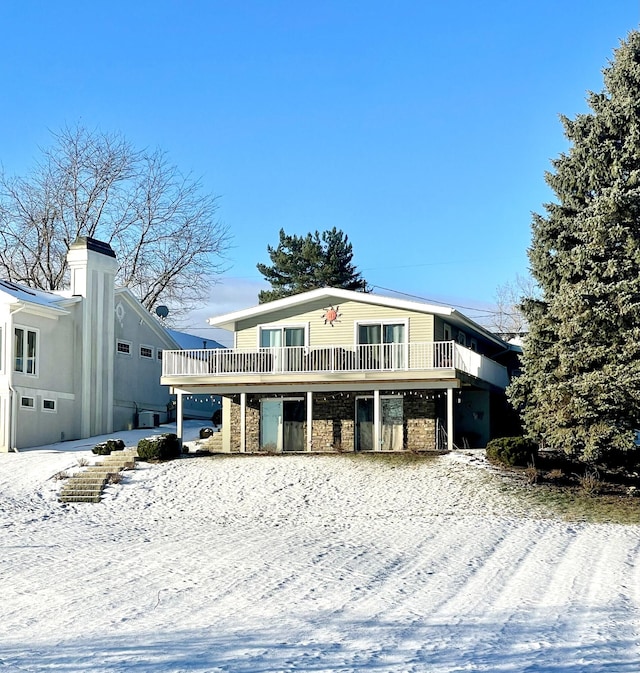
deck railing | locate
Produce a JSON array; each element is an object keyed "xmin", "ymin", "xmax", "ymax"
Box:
[{"xmin": 162, "ymin": 341, "xmax": 509, "ymax": 389}]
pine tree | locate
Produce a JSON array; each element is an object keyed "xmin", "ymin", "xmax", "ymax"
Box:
[
  {"xmin": 509, "ymin": 31, "xmax": 640, "ymax": 462},
  {"xmin": 257, "ymin": 227, "xmax": 367, "ymax": 303}
]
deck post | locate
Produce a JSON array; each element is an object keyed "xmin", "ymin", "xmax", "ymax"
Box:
[
  {"xmin": 306, "ymin": 391, "xmax": 313, "ymax": 452},
  {"xmin": 176, "ymin": 391, "xmax": 184, "ymax": 447},
  {"xmin": 447, "ymin": 387, "xmax": 454, "ymax": 451},
  {"xmin": 240, "ymin": 392, "xmax": 247, "ymax": 452},
  {"xmin": 374, "ymin": 389, "xmax": 380, "ymax": 451}
]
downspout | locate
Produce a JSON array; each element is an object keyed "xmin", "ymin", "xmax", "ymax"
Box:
[{"xmin": 8, "ymin": 304, "xmax": 25, "ymax": 452}]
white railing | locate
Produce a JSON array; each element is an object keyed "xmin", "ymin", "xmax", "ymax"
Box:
[{"xmin": 163, "ymin": 341, "xmax": 509, "ymax": 388}]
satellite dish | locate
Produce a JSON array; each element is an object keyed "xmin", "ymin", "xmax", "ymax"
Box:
[{"xmin": 155, "ymin": 305, "xmax": 169, "ymax": 319}]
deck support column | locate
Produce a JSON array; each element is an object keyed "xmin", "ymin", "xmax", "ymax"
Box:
[
  {"xmin": 240, "ymin": 392, "xmax": 247, "ymax": 453},
  {"xmin": 306, "ymin": 391, "xmax": 313, "ymax": 452},
  {"xmin": 446, "ymin": 387, "xmax": 454, "ymax": 452},
  {"xmin": 374, "ymin": 389, "xmax": 380, "ymax": 451},
  {"xmin": 176, "ymin": 391, "xmax": 184, "ymax": 447}
]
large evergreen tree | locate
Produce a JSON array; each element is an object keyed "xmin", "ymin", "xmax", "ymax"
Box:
[
  {"xmin": 509, "ymin": 31, "xmax": 640, "ymax": 462},
  {"xmin": 257, "ymin": 227, "xmax": 367, "ymax": 303}
]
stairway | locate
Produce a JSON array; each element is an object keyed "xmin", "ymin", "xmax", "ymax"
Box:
[{"xmin": 58, "ymin": 448, "xmax": 138, "ymax": 503}]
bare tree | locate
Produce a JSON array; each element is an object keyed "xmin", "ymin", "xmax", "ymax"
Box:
[
  {"xmin": 489, "ymin": 273, "xmax": 539, "ymax": 338},
  {"xmin": 0, "ymin": 124, "xmax": 229, "ymax": 318}
]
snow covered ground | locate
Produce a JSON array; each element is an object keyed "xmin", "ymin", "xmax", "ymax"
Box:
[{"xmin": 1, "ymin": 423, "xmax": 639, "ymax": 672}]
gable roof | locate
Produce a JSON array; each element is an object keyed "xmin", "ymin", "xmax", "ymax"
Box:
[{"xmin": 207, "ymin": 287, "xmax": 507, "ymax": 347}]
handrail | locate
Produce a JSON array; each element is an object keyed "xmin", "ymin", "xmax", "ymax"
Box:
[{"xmin": 162, "ymin": 341, "xmax": 509, "ymax": 388}]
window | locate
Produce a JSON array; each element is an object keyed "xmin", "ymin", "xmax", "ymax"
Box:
[
  {"xmin": 14, "ymin": 327, "xmax": 38, "ymax": 375},
  {"xmin": 259, "ymin": 326, "xmax": 306, "ymax": 348},
  {"xmin": 157, "ymin": 349, "xmax": 163, "ymax": 361},
  {"xmin": 20, "ymin": 396, "xmax": 35, "ymax": 408},
  {"xmin": 469, "ymin": 338, "xmax": 478, "ymax": 352},
  {"xmin": 43, "ymin": 399, "xmax": 56, "ymax": 412},
  {"xmin": 116, "ymin": 340, "xmax": 131, "ymax": 355},
  {"xmin": 457, "ymin": 331, "xmax": 467, "ymax": 347},
  {"xmin": 140, "ymin": 345, "xmax": 153, "ymax": 359},
  {"xmin": 357, "ymin": 320, "xmax": 407, "ymax": 369},
  {"xmin": 259, "ymin": 325, "xmax": 307, "ymax": 372},
  {"xmin": 443, "ymin": 323, "xmax": 452, "ymax": 341}
]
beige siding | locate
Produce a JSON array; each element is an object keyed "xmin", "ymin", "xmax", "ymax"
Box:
[{"xmin": 234, "ymin": 298, "xmax": 435, "ymax": 348}]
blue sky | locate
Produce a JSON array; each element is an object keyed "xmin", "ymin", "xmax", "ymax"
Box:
[{"xmin": 0, "ymin": 1, "xmax": 637, "ymax": 341}]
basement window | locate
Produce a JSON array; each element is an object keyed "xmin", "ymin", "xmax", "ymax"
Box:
[
  {"xmin": 20, "ymin": 396, "xmax": 35, "ymax": 409},
  {"xmin": 43, "ymin": 399, "xmax": 56, "ymax": 412}
]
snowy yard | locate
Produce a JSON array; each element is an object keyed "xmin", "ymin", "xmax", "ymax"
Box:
[{"xmin": 1, "ymin": 424, "xmax": 639, "ymax": 672}]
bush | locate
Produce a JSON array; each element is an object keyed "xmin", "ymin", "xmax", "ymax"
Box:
[
  {"xmin": 486, "ymin": 436, "xmax": 538, "ymax": 467},
  {"xmin": 137, "ymin": 433, "xmax": 181, "ymax": 461},
  {"xmin": 92, "ymin": 438, "xmax": 126, "ymax": 455}
]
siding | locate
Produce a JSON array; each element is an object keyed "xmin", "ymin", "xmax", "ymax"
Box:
[{"xmin": 235, "ymin": 298, "xmax": 435, "ymax": 348}]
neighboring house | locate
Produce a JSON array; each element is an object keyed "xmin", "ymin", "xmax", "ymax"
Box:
[
  {"xmin": 161, "ymin": 288, "xmax": 520, "ymax": 452},
  {"xmin": 0, "ymin": 237, "xmax": 181, "ymax": 451}
]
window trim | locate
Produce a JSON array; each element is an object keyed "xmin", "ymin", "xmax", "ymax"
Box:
[
  {"xmin": 42, "ymin": 398, "xmax": 57, "ymax": 413},
  {"xmin": 14, "ymin": 325, "xmax": 39, "ymax": 376},
  {"xmin": 354, "ymin": 318, "xmax": 409, "ymax": 345},
  {"xmin": 139, "ymin": 344, "xmax": 154, "ymax": 359},
  {"xmin": 20, "ymin": 396, "xmax": 35, "ymax": 409},
  {"xmin": 257, "ymin": 323, "xmax": 309, "ymax": 349},
  {"xmin": 116, "ymin": 340, "xmax": 132, "ymax": 356}
]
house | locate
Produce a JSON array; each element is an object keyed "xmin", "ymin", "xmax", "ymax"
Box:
[
  {"xmin": 161, "ymin": 288, "xmax": 519, "ymax": 453},
  {"xmin": 0, "ymin": 237, "xmax": 181, "ymax": 451}
]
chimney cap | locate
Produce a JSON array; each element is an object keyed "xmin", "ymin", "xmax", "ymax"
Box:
[{"xmin": 69, "ymin": 236, "xmax": 116, "ymax": 259}]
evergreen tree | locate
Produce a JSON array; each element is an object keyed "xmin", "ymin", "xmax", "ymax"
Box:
[
  {"xmin": 509, "ymin": 31, "xmax": 640, "ymax": 462},
  {"xmin": 257, "ymin": 227, "xmax": 367, "ymax": 303}
]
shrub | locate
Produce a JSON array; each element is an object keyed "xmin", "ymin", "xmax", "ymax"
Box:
[
  {"xmin": 486, "ymin": 436, "xmax": 538, "ymax": 467},
  {"xmin": 92, "ymin": 439, "xmax": 126, "ymax": 455},
  {"xmin": 577, "ymin": 469, "xmax": 601, "ymax": 496},
  {"xmin": 137, "ymin": 433, "xmax": 181, "ymax": 461}
]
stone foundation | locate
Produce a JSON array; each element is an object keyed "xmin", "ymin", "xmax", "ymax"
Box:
[{"xmin": 225, "ymin": 390, "xmax": 438, "ymax": 452}]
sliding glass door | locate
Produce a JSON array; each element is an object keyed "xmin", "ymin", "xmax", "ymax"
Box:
[
  {"xmin": 260, "ymin": 398, "xmax": 305, "ymax": 451},
  {"xmin": 356, "ymin": 396, "xmax": 404, "ymax": 451},
  {"xmin": 260, "ymin": 326, "xmax": 305, "ymax": 372},
  {"xmin": 358, "ymin": 322, "xmax": 406, "ymax": 370}
]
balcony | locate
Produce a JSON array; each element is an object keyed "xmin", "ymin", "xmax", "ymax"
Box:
[{"xmin": 162, "ymin": 341, "xmax": 509, "ymax": 390}]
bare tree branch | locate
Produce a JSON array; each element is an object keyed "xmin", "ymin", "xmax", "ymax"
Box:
[{"xmin": 0, "ymin": 124, "xmax": 230, "ymax": 319}]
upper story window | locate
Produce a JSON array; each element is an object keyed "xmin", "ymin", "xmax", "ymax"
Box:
[
  {"xmin": 140, "ymin": 345, "xmax": 153, "ymax": 359},
  {"xmin": 14, "ymin": 326, "xmax": 38, "ymax": 375},
  {"xmin": 457, "ymin": 331, "xmax": 467, "ymax": 347},
  {"xmin": 357, "ymin": 320, "xmax": 407, "ymax": 369},
  {"xmin": 259, "ymin": 326, "xmax": 306, "ymax": 348},
  {"xmin": 117, "ymin": 340, "xmax": 131, "ymax": 355},
  {"xmin": 469, "ymin": 338, "xmax": 478, "ymax": 352},
  {"xmin": 443, "ymin": 323, "xmax": 452, "ymax": 341},
  {"xmin": 357, "ymin": 321, "xmax": 406, "ymax": 345}
]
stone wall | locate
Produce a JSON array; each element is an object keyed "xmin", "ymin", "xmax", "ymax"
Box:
[
  {"xmin": 403, "ymin": 394, "xmax": 437, "ymax": 451},
  {"xmin": 312, "ymin": 393, "xmax": 354, "ymax": 451},
  {"xmin": 225, "ymin": 390, "xmax": 438, "ymax": 453}
]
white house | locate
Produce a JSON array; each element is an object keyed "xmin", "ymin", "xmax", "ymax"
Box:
[
  {"xmin": 0, "ymin": 237, "xmax": 181, "ymax": 451},
  {"xmin": 161, "ymin": 287, "xmax": 521, "ymax": 453}
]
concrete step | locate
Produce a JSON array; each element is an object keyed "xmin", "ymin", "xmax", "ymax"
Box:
[
  {"xmin": 58, "ymin": 449, "xmax": 138, "ymax": 503},
  {"xmin": 59, "ymin": 494, "xmax": 102, "ymax": 503}
]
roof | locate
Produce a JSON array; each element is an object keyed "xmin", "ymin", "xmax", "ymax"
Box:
[
  {"xmin": 207, "ymin": 287, "xmax": 507, "ymax": 346},
  {"xmin": 0, "ymin": 279, "xmax": 74, "ymax": 317},
  {"xmin": 167, "ymin": 329, "xmax": 225, "ymax": 350}
]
